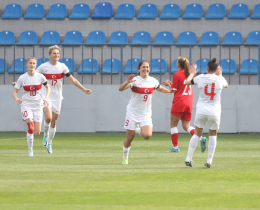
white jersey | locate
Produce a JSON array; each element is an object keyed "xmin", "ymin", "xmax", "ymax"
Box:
[
  {"xmin": 126, "ymin": 76, "xmax": 160, "ymax": 121},
  {"xmin": 36, "ymin": 62, "xmax": 70, "ymax": 101},
  {"xmin": 193, "ymin": 74, "xmax": 227, "ymax": 116},
  {"xmin": 14, "ymin": 72, "xmax": 47, "ymax": 110}
]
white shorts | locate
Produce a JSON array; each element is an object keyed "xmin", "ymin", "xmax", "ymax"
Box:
[
  {"xmin": 194, "ymin": 113, "xmax": 220, "ymax": 130},
  {"xmin": 21, "ymin": 107, "xmax": 43, "ymax": 122},
  {"xmin": 124, "ymin": 114, "xmax": 153, "ymax": 130},
  {"xmin": 45, "ymin": 100, "xmax": 62, "ymax": 115}
]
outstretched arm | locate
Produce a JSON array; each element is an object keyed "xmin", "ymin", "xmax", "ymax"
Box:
[
  {"xmin": 156, "ymin": 85, "xmax": 173, "ymax": 93},
  {"xmin": 185, "ymin": 64, "xmax": 198, "ymax": 85},
  {"xmin": 162, "ymin": 80, "xmax": 177, "ymax": 93},
  {"xmin": 119, "ymin": 74, "xmax": 136, "ymax": 91},
  {"xmin": 67, "ymin": 75, "xmax": 92, "ymax": 94},
  {"xmin": 13, "ymin": 89, "xmax": 23, "ymax": 105}
]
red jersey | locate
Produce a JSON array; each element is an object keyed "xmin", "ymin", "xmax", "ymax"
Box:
[{"xmin": 171, "ymin": 69, "xmax": 193, "ymax": 113}]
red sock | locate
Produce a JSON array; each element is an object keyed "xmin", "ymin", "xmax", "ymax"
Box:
[
  {"xmin": 190, "ymin": 129, "xmax": 195, "ymax": 136},
  {"xmin": 171, "ymin": 133, "xmax": 179, "ymax": 147}
]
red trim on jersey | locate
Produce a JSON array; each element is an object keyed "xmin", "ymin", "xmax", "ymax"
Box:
[
  {"xmin": 43, "ymin": 73, "xmax": 65, "ymax": 80},
  {"xmin": 23, "ymin": 84, "xmax": 42, "ymax": 91},
  {"xmin": 131, "ymin": 87, "xmax": 155, "ymax": 94}
]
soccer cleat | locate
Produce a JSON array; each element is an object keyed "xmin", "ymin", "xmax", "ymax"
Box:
[
  {"xmin": 200, "ymin": 137, "xmax": 207, "ymax": 153},
  {"xmin": 43, "ymin": 135, "xmax": 48, "ymax": 148},
  {"xmin": 28, "ymin": 150, "xmax": 33, "ymax": 157},
  {"xmin": 166, "ymin": 148, "xmax": 180, "ymax": 153},
  {"xmin": 185, "ymin": 159, "xmax": 193, "ymax": 167},
  {"xmin": 204, "ymin": 162, "xmax": 211, "ymax": 168},
  {"xmin": 122, "ymin": 158, "xmax": 128, "ymax": 165},
  {"xmin": 47, "ymin": 144, "xmax": 52, "ymax": 154}
]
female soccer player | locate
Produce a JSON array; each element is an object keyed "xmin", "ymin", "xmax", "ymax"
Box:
[
  {"xmin": 13, "ymin": 57, "xmax": 51, "ymax": 157},
  {"xmin": 184, "ymin": 58, "xmax": 228, "ymax": 168},
  {"xmin": 163, "ymin": 57, "xmax": 206, "ymax": 153},
  {"xmin": 119, "ymin": 61, "xmax": 173, "ymax": 164}
]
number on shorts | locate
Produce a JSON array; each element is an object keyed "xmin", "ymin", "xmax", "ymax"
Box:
[
  {"xmin": 30, "ymin": 91, "xmax": 36, "ymax": 96},
  {"xmin": 204, "ymin": 83, "xmax": 216, "ymax": 100},
  {"xmin": 143, "ymin": 95, "xmax": 148, "ymax": 101},
  {"xmin": 22, "ymin": 111, "xmax": 28, "ymax": 118},
  {"xmin": 125, "ymin": 119, "xmax": 129, "ymax": 126},
  {"xmin": 182, "ymin": 85, "xmax": 191, "ymax": 95},
  {"xmin": 52, "ymin": 80, "xmax": 57, "ymax": 86}
]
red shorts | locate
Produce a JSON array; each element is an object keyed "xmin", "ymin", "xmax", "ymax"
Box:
[{"xmin": 171, "ymin": 112, "xmax": 192, "ymax": 121}]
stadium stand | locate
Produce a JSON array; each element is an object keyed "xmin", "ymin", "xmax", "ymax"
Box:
[
  {"xmin": 46, "ymin": 3, "xmax": 67, "ymax": 19},
  {"xmin": 228, "ymin": 3, "xmax": 249, "ymax": 19},
  {"xmin": 170, "ymin": 59, "xmax": 178, "ymax": 74},
  {"xmin": 36, "ymin": 58, "xmax": 50, "ymax": 68},
  {"xmin": 0, "ymin": 31, "xmax": 15, "ymax": 44},
  {"xmin": 137, "ymin": 4, "xmax": 158, "ymax": 19},
  {"xmin": 0, "ymin": 58, "xmax": 8, "ymax": 73},
  {"xmin": 177, "ymin": 31, "xmax": 197, "ymax": 44},
  {"xmin": 240, "ymin": 59, "xmax": 258, "ymax": 74},
  {"xmin": 60, "ymin": 58, "xmax": 76, "ymax": 73},
  {"xmin": 154, "ymin": 31, "xmax": 174, "ymax": 44},
  {"xmin": 69, "ymin": 3, "xmax": 90, "ymax": 19},
  {"xmin": 77, "ymin": 59, "xmax": 99, "ymax": 74},
  {"xmin": 86, "ymin": 31, "xmax": 106, "ymax": 44},
  {"xmin": 205, "ymin": 3, "xmax": 226, "ymax": 19},
  {"xmin": 108, "ymin": 31, "xmax": 128, "ymax": 45},
  {"xmin": 132, "ymin": 31, "xmax": 151, "ymax": 44},
  {"xmin": 8, "ymin": 58, "xmax": 27, "ymax": 74},
  {"xmin": 245, "ymin": 31, "xmax": 260, "ymax": 44},
  {"xmin": 63, "ymin": 31, "xmax": 83, "ymax": 44},
  {"xmin": 196, "ymin": 58, "xmax": 210, "ymax": 74},
  {"xmin": 251, "ymin": 4, "xmax": 260, "ymax": 18},
  {"xmin": 220, "ymin": 59, "xmax": 237, "ymax": 74},
  {"xmin": 102, "ymin": 58, "xmax": 121, "ymax": 74},
  {"xmin": 1, "ymin": 4, "xmax": 22, "ymax": 19},
  {"xmin": 182, "ymin": 4, "xmax": 203, "ymax": 19},
  {"xmin": 160, "ymin": 4, "xmax": 181, "ymax": 19},
  {"xmin": 150, "ymin": 59, "xmax": 167, "ymax": 74},
  {"xmin": 24, "ymin": 4, "xmax": 45, "ymax": 19},
  {"xmin": 222, "ymin": 31, "xmax": 243, "ymax": 45},
  {"xmin": 17, "ymin": 31, "xmax": 38, "ymax": 44},
  {"xmin": 199, "ymin": 31, "xmax": 219, "ymax": 45},
  {"xmin": 114, "ymin": 3, "xmax": 135, "ymax": 19},
  {"xmin": 91, "ymin": 2, "xmax": 113, "ymax": 19},
  {"xmin": 40, "ymin": 31, "xmax": 60, "ymax": 44},
  {"xmin": 123, "ymin": 58, "xmax": 141, "ymax": 74}
]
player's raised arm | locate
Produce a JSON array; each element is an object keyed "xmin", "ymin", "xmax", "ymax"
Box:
[
  {"xmin": 185, "ymin": 64, "xmax": 199, "ymax": 85},
  {"xmin": 216, "ymin": 65, "xmax": 228, "ymax": 88},
  {"xmin": 119, "ymin": 74, "xmax": 135, "ymax": 91},
  {"xmin": 67, "ymin": 75, "xmax": 92, "ymax": 95}
]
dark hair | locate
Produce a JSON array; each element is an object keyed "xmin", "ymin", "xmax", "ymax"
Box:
[
  {"xmin": 177, "ymin": 57, "xmax": 190, "ymax": 77},
  {"xmin": 137, "ymin": 60, "xmax": 150, "ymax": 69},
  {"xmin": 207, "ymin": 58, "xmax": 218, "ymax": 72}
]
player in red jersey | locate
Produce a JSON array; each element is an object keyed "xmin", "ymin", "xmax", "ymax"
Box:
[
  {"xmin": 13, "ymin": 57, "xmax": 51, "ymax": 157},
  {"xmin": 163, "ymin": 57, "xmax": 206, "ymax": 153}
]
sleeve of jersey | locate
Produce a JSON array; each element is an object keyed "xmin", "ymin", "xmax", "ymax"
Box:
[
  {"xmin": 171, "ymin": 73, "xmax": 178, "ymax": 89},
  {"xmin": 63, "ymin": 64, "xmax": 70, "ymax": 75},
  {"xmin": 155, "ymin": 79, "xmax": 160, "ymax": 89},
  {"xmin": 14, "ymin": 76, "xmax": 22, "ymax": 89},
  {"xmin": 35, "ymin": 64, "xmax": 43, "ymax": 73},
  {"xmin": 130, "ymin": 79, "xmax": 137, "ymax": 88},
  {"xmin": 221, "ymin": 76, "xmax": 228, "ymax": 87},
  {"xmin": 41, "ymin": 74, "xmax": 47, "ymax": 84},
  {"xmin": 193, "ymin": 75, "xmax": 201, "ymax": 85}
]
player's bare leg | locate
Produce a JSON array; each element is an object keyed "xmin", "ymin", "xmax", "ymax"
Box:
[
  {"xmin": 140, "ymin": 125, "xmax": 152, "ymax": 140},
  {"xmin": 42, "ymin": 106, "xmax": 52, "ymax": 147},
  {"xmin": 34, "ymin": 122, "xmax": 42, "ymax": 136},
  {"xmin": 122, "ymin": 130, "xmax": 135, "ymax": 164},
  {"xmin": 205, "ymin": 129, "xmax": 218, "ymax": 168},
  {"xmin": 47, "ymin": 112, "xmax": 59, "ymax": 154}
]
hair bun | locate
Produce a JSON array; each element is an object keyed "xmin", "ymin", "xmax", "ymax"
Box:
[{"xmin": 212, "ymin": 58, "xmax": 217, "ymax": 63}]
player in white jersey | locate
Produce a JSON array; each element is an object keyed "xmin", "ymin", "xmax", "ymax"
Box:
[
  {"xmin": 184, "ymin": 58, "xmax": 228, "ymax": 168},
  {"xmin": 119, "ymin": 61, "xmax": 174, "ymax": 164},
  {"xmin": 13, "ymin": 57, "xmax": 51, "ymax": 157}
]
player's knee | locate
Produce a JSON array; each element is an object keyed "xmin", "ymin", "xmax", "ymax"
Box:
[
  {"xmin": 34, "ymin": 131, "xmax": 40, "ymax": 136},
  {"xmin": 27, "ymin": 122, "xmax": 34, "ymax": 134},
  {"xmin": 143, "ymin": 134, "xmax": 152, "ymax": 140}
]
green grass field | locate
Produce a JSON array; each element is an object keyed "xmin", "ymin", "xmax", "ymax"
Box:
[{"xmin": 0, "ymin": 132, "xmax": 259, "ymax": 210}]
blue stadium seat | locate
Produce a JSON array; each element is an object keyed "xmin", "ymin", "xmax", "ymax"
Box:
[
  {"xmin": 177, "ymin": 31, "xmax": 197, "ymax": 45},
  {"xmin": 196, "ymin": 58, "xmax": 210, "ymax": 74},
  {"xmin": 205, "ymin": 3, "xmax": 226, "ymax": 19},
  {"xmin": 251, "ymin": 4, "xmax": 260, "ymax": 19},
  {"xmin": 228, "ymin": 3, "xmax": 249, "ymax": 19},
  {"xmin": 108, "ymin": 31, "xmax": 128, "ymax": 45},
  {"xmin": 220, "ymin": 59, "xmax": 237, "ymax": 74},
  {"xmin": 150, "ymin": 59, "xmax": 167, "ymax": 74},
  {"xmin": 245, "ymin": 31, "xmax": 260, "ymax": 44},
  {"xmin": 0, "ymin": 58, "xmax": 8, "ymax": 73},
  {"xmin": 0, "ymin": 31, "xmax": 15, "ymax": 44},
  {"xmin": 24, "ymin": 4, "xmax": 45, "ymax": 19},
  {"xmin": 60, "ymin": 58, "xmax": 76, "ymax": 73},
  {"xmin": 154, "ymin": 31, "xmax": 174, "ymax": 44},
  {"xmin": 91, "ymin": 2, "xmax": 113, "ymax": 19},
  {"xmin": 36, "ymin": 58, "xmax": 50, "ymax": 68},
  {"xmin": 102, "ymin": 58, "xmax": 121, "ymax": 74},
  {"xmin": 86, "ymin": 31, "xmax": 106, "ymax": 44},
  {"xmin": 63, "ymin": 31, "xmax": 83, "ymax": 44},
  {"xmin": 78, "ymin": 59, "xmax": 99, "ymax": 74},
  {"xmin": 123, "ymin": 58, "xmax": 141, "ymax": 74},
  {"xmin": 8, "ymin": 58, "xmax": 27, "ymax": 74},
  {"xmin": 137, "ymin": 4, "xmax": 158, "ymax": 19},
  {"xmin": 222, "ymin": 31, "xmax": 243, "ymax": 45},
  {"xmin": 240, "ymin": 59, "xmax": 258, "ymax": 75},
  {"xmin": 182, "ymin": 4, "xmax": 203, "ymax": 19},
  {"xmin": 160, "ymin": 4, "xmax": 181, "ymax": 19},
  {"xmin": 17, "ymin": 31, "xmax": 38, "ymax": 44},
  {"xmin": 46, "ymin": 3, "xmax": 67, "ymax": 19},
  {"xmin": 114, "ymin": 3, "xmax": 135, "ymax": 19},
  {"xmin": 132, "ymin": 31, "xmax": 151, "ymax": 45},
  {"xmin": 40, "ymin": 31, "xmax": 60, "ymax": 44},
  {"xmin": 69, "ymin": 3, "xmax": 90, "ymax": 19},
  {"xmin": 170, "ymin": 59, "xmax": 178, "ymax": 73},
  {"xmin": 1, "ymin": 4, "xmax": 22, "ymax": 19},
  {"xmin": 199, "ymin": 31, "xmax": 219, "ymax": 45}
]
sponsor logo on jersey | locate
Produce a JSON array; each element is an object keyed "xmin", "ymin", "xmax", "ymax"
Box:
[
  {"xmin": 131, "ymin": 87, "xmax": 155, "ymax": 94},
  {"xmin": 23, "ymin": 84, "xmax": 42, "ymax": 91}
]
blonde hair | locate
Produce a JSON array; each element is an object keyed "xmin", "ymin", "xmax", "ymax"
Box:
[
  {"xmin": 177, "ymin": 57, "xmax": 190, "ymax": 77},
  {"xmin": 27, "ymin": 56, "xmax": 37, "ymax": 63},
  {"xmin": 49, "ymin": 45, "xmax": 60, "ymax": 55}
]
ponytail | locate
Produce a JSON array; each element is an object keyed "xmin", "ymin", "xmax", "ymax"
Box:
[
  {"xmin": 177, "ymin": 57, "xmax": 190, "ymax": 77},
  {"xmin": 207, "ymin": 58, "xmax": 218, "ymax": 72}
]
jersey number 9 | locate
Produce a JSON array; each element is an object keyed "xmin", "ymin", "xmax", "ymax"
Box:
[{"xmin": 143, "ymin": 95, "xmax": 148, "ymax": 101}]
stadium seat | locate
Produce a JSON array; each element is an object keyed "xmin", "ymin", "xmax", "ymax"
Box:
[
  {"xmin": 0, "ymin": 31, "xmax": 15, "ymax": 44},
  {"xmin": 251, "ymin": 4, "xmax": 260, "ymax": 19},
  {"xmin": 69, "ymin": 3, "xmax": 90, "ymax": 19},
  {"xmin": 63, "ymin": 31, "xmax": 83, "ymax": 44},
  {"xmin": 0, "ymin": 58, "xmax": 8, "ymax": 73},
  {"xmin": 132, "ymin": 31, "xmax": 151, "ymax": 45},
  {"xmin": 199, "ymin": 31, "xmax": 219, "ymax": 45},
  {"xmin": 102, "ymin": 58, "xmax": 121, "ymax": 74},
  {"xmin": 182, "ymin": 4, "xmax": 203, "ymax": 19},
  {"xmin": 150, "ymin": 59, "xmax": 167, "ymax": 74},
  {"xmin": 17, "ymin": 31, "xmax": 38, "ymax": 44},
  {"xmin": 123, "ymin": 58, "xmax": 141, "ymax": 74},
  {"xmin": 91, "ymin": 2, "xmax": 113, "ymax": 19},
  {"xmin": 36, "ymin": 58, "xmax": 50, "ymax": 68},
  {"xmin": 205, "ymin": 3, "xmax": 226, "ymax": 19},
  {"xmin": 160, "ymin": 4, "xmax": 181, "ymax": 19},
  {"xmin": 78, "ymin": 59, "xmax": 99, "ymax": 74},
  {"xmin": 154, "ymin": 31, "xmax": 174, "ymax": 44},
  {"xmin": 196, "ymin": 58, "xmax": 210, "ymax": 74},
  {"xmin": 108, "ymin": 31, "xmax": 128, "ymax": 45},
  {"xmin": 8, "ymin": 58, "xmax": 27, "ymax": 74},
  {"xmin": 1, "ymin": 4, "xmax": 22, "ymax": 19},
  {"xmin": 220, "ymin": 59, "xmax": 237, "ymax": 74},
  {"xmin": 222, "ymin": 31, "xmax": 243, "ymax": 45},
  {"xmin": 24, "ymin": 4, "xmax": 45, "ymax": 19},
  {"xmin": 60, "ymin": 58, "xmax": 76, "ymax": 73},
  {"xmin": 228, "ymin": 4, "xmax": 249, "ymax": 19},
  {"xmin": 46, "ymin": 3, "xmax": 67, "ymax": 19},
  {"xmin": 240, "ymin": 59, "xmax": 258, "ymax": 75},
  {"xmin": 86, "ymin": 31, "xmax": 106, "ymax": 44},
  {"xmin": 114, "ymin": 3, "xmax": 135, "ymax": 19},
  {"xmin": 177, "ymin": 31, "xmax": 197, "ymax": 45},
  {"xmin": 137, "ymin": 4, "xmax": 158, "ymax": 19},
  {"xmin": 245, "ymin": 31, "xmax": 260, "ymax": 44},
  {"xmin": 40, "ymin": 31, "xmax": 60, "ymax": 44},
  {"xmin": 170, "ymin": 59, "xmax": 178, "ymax": 73}
]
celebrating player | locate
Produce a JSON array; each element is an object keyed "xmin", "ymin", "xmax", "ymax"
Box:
[
  {"xmin": 13, "ymin": 57, "xmax": 51, "ymax": 157},
  {"xmin": 163, "ymin": 57, "xmax": 206, "ymax": 153},
  {"xmin": 184, "ymin": 58, "xmax": 228, "ymax": 168},
  {"xmin": 119, "ymin": 61, "xmax": 173, "ymax": 165}
]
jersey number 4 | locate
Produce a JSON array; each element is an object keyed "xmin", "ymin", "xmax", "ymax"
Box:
[
  {"xmin": 182, "ymin": 85, "xmax": 192, "ymax": 95},
  {"xmin": 204, "ymin": 83, "xmax": 216, "ymax": 100},
  {"xmin": 52, "ymin": 80, "xmax": 57, "ymax": 86}
]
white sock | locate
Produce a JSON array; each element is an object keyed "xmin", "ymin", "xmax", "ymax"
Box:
[
  {"xmin": 44, "ymin": 121, "xmax": 50, "ymax": 136},
  {"xmin": 27, "ymin": 133, "xmax": 34, "ymax": 151},
  {"xmin": 48, "ymin": 127, "xmax": 56, "ymax": 144},
  {"xmin": 207, "ymin": 136, "xmax": 217, "ymax": 164},
  {"xmin": 186, "ymin": 134, "xmax": 199, "ymax": 160},
  {"xmin": 135, "ymin": 127, "xmax": 141, "ymax": 135},
  {"xmin": 123, "ymin": 146, "xmax": 131, "ymax": 159}
]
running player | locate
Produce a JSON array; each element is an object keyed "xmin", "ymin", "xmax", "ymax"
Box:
[
  {"xmin": 119, "ymin": 61, "xmax": 174, "ymax": 165},
  {"xmin": 13, "ymin": 57, "xmax": 51, "ymax": 157},
  {"xmin": 184, "ymin": 58, "xmax": 228, "ymax": 168}
]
